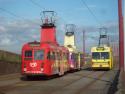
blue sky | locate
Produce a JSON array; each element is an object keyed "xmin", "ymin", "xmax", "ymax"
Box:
[
  {"xmin": 0, "ymin": 0, "xmax": 122, "ymax": 54},
  {"xmin": 0, "ymin": 0, "xmax": 119, "ymax": 25}
]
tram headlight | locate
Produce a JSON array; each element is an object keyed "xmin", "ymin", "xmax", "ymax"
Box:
[
  {"xmin": 24, "ymin": 64, "xmax": 27, "ymax": 71},
  {"xmin": 70, "ymin": 64, "xmax": 74, "ymax": 68},
  {"xmin": 41, "ymin": 68, "xmax": 44, "ymax": 71},
  {"xmin": 41, "ymin": 63, "xmax": 44, "ymax": 71},
  {"xmin": 24, "ymin": 68, "xmax": 27, "ymax": 71}
]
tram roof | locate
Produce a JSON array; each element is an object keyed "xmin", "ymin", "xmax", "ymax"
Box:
[{"xmin": 91, "ymin": 46, "xmax": 112, "ymax": 52}]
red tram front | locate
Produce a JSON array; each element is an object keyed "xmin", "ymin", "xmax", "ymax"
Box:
[{"xmin": 22, "ymin": 42, "xmax": 69, "ymax": 76}]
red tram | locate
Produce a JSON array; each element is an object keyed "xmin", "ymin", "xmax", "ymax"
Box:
[
  {"xmin": 21, "ymin": 11, "xmax": 84, "ymax": 77},
  {"xmin": 22, "ymin": 42, "xmax": 70, "ymax": 76}
]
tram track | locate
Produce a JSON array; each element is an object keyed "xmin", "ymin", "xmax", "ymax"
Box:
[
  {"xmin": 57, "ymin": 70, "xmax": 96, "ymax": 89},
  {"xmin": 50, "ymin": 70, "xmax": 104, "ymax": 94},
  {"xmin": 76, "ymin": 69, "xmax": 118, "ymax": 94},
  {"xmin": 0, "ymin": 67, "xmax": 118, "ymax": 94},
  {"xmin": 76, "ymin": 71, "xmax": 107, "ymax": 94},
  {"xmin": 0, "ymin": 68, "xmax": 95, "ymax": 94}
]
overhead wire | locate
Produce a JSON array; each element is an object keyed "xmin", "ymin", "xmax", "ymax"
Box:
[
  {"xmin": 29, "ymin": 0, "xmax": 46, "ymax": 10},
  {"xmin": 0, "ymin": 7, "xmax": 40, "ymax": 25},
  {"xmin": 81, "ymin": 0, "xmax": 102, "ymax": 26},
  {"xmin": 80, "ymin": 0, "xmax": 111, "ymax": 47},
  {"xmin": 28, "ymin": 0, "xmax": 67, "ymax": 25},
  {"xmin": 0, "ymin": 8, "xmax": 20, "ymax": 18}
]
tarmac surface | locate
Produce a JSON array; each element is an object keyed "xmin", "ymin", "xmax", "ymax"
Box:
[{"xmin": 0, "ymin": 66, "xmax": 118, "ymax": 94}]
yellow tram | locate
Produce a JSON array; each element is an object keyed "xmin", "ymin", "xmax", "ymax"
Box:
[{"xmin": 91, "ymin": 45, "xmax": 113, "ymax": 70}]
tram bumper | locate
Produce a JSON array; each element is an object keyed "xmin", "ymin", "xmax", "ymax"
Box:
[{"xmin": 92, "ymin": 63, "xmax": 110, "ymax": 69}]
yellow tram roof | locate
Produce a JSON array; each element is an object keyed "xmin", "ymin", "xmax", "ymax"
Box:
[{"xmin": 91, "ymin": 46, "xmax": 112, "ymax": 52}]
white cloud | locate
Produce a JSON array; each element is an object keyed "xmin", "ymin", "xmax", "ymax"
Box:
[
  {"xmin": 0, "ymin": 16, "xmax": 118, "ymax": 54},
  {"xmin": 0, "ymin": 17, "xmax": 41, "ymax": 53},
  {"xmin": 0, "ymin": 26, "xmax": 7, "ymax": 32},
  {"xmin": 75, "ymin": 21, "xmax": 118, "ymax": 53},
  {"xmin": 103, "ymin": 21, "xmax": 118, "ymax": 28},
  {"xmin": 1, "ymin": 37, "xmax": 11, "ymax": 45}
]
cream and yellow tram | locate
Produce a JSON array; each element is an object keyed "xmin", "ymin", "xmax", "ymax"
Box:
[
  {"xmin": 64, "ymin": 27, "xmax": 84, "ymax": 70},
  {"xmin": 91, "ymin": 46, "xmax": 113, "ymax": 70}
]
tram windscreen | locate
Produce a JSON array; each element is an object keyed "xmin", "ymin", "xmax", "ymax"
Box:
[
  {"xmin": 92, "ymin": 52, "xmax": 109, "ymax": 59},
  {"xmin": 101, "ymin": 52, "xmax": 109, "ymax": 59},
  {"xmin": 24, "ymin": 50, "xmax": 32, "ymax": 60},
  {"xmin": 34, "ymin": 50, "xmax": 44, "ymax": 60},
  {"xmin": 25, "ymin": 50, "xmax": 32, "ymax": 57},
  {"xmin": 92, "ymin": 52, "xmax": 100, "ymax": 59}
]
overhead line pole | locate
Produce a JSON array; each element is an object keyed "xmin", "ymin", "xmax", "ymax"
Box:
[
  {"xmin": 83, "ymin": 30, "xmax": 85, "ymax": 64},
  {"xmin": 118, "ymin": 0, "xmax": 124, "ymax": 71}
]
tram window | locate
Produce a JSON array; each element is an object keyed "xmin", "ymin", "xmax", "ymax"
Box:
[
  {"xmin": 55, "ymin": 52, "xmax": 57, "ymax": 60},
  {"xmin": 101, "ymin": 52, "xmax": 109, "ymax": 59},
  {"xmin": 34, "ymin": 50, "xmax": 44, "ymax": 60},
  {"xmin": 57, "ymin": 52, "xmax": 60, "ymax": 60},
  {"xmin": 65, "ymin": 53, "xmax": 67, "ymax": 60},
  {"xmin": 64, "ymin": 53, "xmax": 67, "ymax": 60},
  {"xmin": 56, "ymin": 52, "xmax": 58, "ymax": 60},
  {"xmin": 73, "ymin": 54, "xmax": 77, "ymax": 60},
  {"xmin": 71, "ymin": 53, "xmax": 74, "ymax": 59},
  {"xmin": 52, "ymin": 52, "xmax": 55, "ymax": 60},
  {"xmin": 92, "ymin": 52, "xmax": 100, "ymax": 59},
  {"xmin": 25, "ymin": 50, "xmax": 32, "ymax": 57},
  {"xmin": 47, "ymin": 52, "xmax": 55, "ymax": 60},
  {"xmin": 47, "ymin": 52, "xmax": 51, "ymax": 59},
  {"xmin": 80, "ymin": 54, "xmax": 83, "ymax": 59},
  {"xmin": 67, "ymin": 53, "xmax": 69, "ymax": 60},
  {"xmin": 63, "ymin": 53, "xmax": 65, "ymax": 59}
]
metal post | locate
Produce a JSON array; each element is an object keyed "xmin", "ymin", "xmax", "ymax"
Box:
[
  {"xmin": 83, "ymin": 30, "xmax": 85, "ymax": 64},
  {"xmin": 124, "ymin": 4, "xmax": 125, "ymax": 71},
  {"xmin": 118, "ymin": 0, "xmax": 124, "ymax": 71}
]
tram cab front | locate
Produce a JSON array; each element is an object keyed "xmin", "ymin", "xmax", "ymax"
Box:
[{"xmin": 91, "ymin": 46, "xmax": 113, "ymax": 70}]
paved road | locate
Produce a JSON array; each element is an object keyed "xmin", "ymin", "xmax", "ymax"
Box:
[{"xmin": 0, "ymin": 67, "xmax": 118, "ymax": 94}]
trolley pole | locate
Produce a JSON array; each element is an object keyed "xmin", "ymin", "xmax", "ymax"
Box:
[{"xmin": 118, "ymin": 0, "xmax": 124, "ymax": 71}]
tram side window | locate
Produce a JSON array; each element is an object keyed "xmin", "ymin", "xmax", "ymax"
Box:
[
  {"xmin": 62, "ymin": 53, "xmax": 65, "ymax": 60},
  {"xmin": 75, "ymin": 54, "xmax": 78, "ymax": 62},
  {"xmin": 25, "ymin": 50, "xmax": 32, "ymax": 57},
  {"xmin": 80, "ymin": 54, "xmax": 83, "ymax": 59},
  {"xmin": 57, "ymin": 52, "xmax": 60, "ymax": 60},
  {"xmin": 76, "ymin": 54, "xmax": 78, "ymax": 60},
  {"xmin": 67, "ymin": 53, "xmax": 69, "ymax": 60},
  {"xmin": 55, "ymin": 52, "xmax": 57, "ymax": 60},
  {"xmin": 64, "ymin": 53, "xmax": 67, "ymax": 60},
  {"xmin": 52, "ymin": 52, "xmax": 55, "ymax": 60},
  {"xmin": 47, "ymin": 52, "xmax": 51, "ymax": 60},
  {"xmin": 71, "ymin": 53, "xmax": 74, "ymax": 59},
  {"xmin": 47, "ymin": 52, "xmax": 55, "ymax": 60}
]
